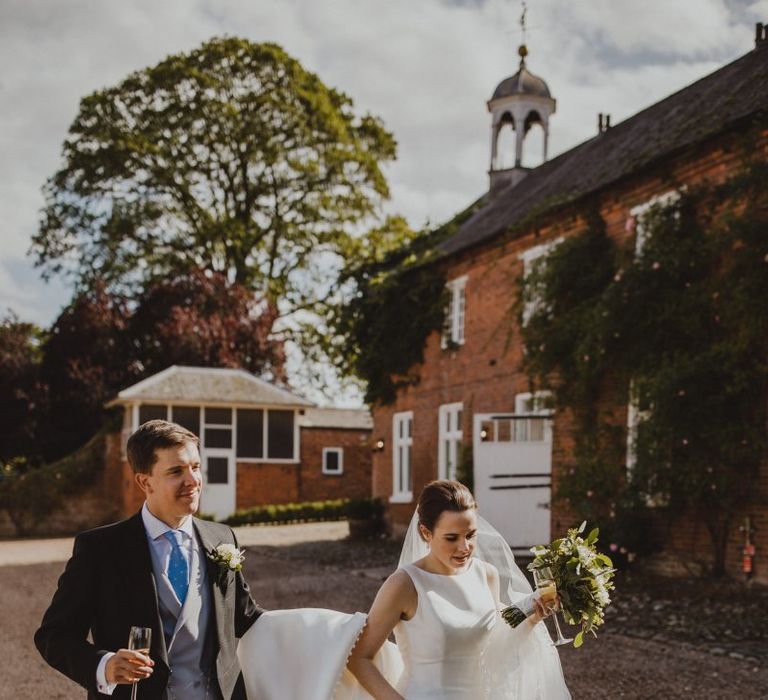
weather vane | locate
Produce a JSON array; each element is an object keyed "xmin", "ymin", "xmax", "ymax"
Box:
[{"xmin": 520, "ymin": 1, "xmax": 528, "ymax": 46}]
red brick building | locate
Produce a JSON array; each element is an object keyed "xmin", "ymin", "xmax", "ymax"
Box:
[
  {"xmin": 108, "ymin": 366, "xmax": 372, "ymax": 520},
  {"xmin": 372, "ymin": 33, "xmax": 768, "ymax": 582}
]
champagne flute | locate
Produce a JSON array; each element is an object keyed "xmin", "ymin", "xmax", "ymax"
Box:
[
  {"xmin": 533, "ymin": 566, "xmax": 573, "ymax": 646},
  {"xmin": 127, "ymin": 626, "xmax": 152, "ymax": 700}
]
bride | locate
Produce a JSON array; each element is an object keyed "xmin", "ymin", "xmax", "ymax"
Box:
[{"xmin": 237, "ymin": 480, "xmax": 571, "ymax": 699}]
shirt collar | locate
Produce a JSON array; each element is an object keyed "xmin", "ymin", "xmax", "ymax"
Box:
[{"xmin": 141, "ymin": 502, "xmax": 195, "ymax": 541}]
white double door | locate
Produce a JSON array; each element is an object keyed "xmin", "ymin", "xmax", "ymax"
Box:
[{"xmin": 199, "ymin": 448, "xmax": 236, "ymax": 521}]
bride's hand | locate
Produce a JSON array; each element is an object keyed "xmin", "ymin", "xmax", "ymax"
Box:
[{"xmin": 530, "ymin": 594, "xmax": 556, "ymax": 622}]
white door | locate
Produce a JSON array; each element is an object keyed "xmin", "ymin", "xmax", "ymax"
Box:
[
  {"xmin": 473, "ymin": 411, "xmax": 553, "ymax": 554},
  {"xmin": 200, "ymin": 449, "xmax": 235, "ymax": 520}
]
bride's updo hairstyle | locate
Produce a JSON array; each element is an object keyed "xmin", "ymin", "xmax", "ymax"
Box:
[{"xmin": 417, "ymin": 480, "xmax": 477, "ymax": 539}]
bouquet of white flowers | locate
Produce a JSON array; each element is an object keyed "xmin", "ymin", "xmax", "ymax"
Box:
[{"xmin": 502, "ymin": 522, "xmax": 615, "ymax": 647}]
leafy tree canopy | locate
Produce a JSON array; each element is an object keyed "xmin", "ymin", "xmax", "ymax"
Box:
[
  {"xmin": 0, "ymin": 314, "xmax": 45, "ymax": 462},
  {"xmin": 34, "ymin": 272, "xmax": 282, "ymax": 462},
  {"xmin": 31, "ymin": 37, "xmax": 397, "ymax": 312}
]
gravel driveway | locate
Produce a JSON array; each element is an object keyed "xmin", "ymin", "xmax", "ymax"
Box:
[{"xmin": 2, "ymin": 522, "xmax": 765, "ymax": 699}]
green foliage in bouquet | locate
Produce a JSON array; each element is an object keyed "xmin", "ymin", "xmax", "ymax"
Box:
[{"xmin": 529, "ymin": 522, "xmax": 615, "ymax": 648}]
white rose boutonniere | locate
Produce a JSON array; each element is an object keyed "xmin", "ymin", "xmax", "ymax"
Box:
[{"xmin": 208, "ymin": 543, "xmax": 245, "ymax": 586}]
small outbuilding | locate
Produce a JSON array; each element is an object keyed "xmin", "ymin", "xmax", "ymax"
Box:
[{"xmin": 107, "ymin": 365, "xmax": 373, "ymax": 520}]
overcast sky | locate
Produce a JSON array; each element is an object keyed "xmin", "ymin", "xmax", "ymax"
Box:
[{"xmin": 1, "ymin": 0, "xmax": 765, "ymax": 329}]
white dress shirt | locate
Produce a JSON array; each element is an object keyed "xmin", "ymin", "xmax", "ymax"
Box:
[{"xmin": 95, "ymin": 503, "xmax": 195, "ymax": 695}]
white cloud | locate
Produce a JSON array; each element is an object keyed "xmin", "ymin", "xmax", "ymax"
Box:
[{"xmin": 0, "ymin": 0, "xmax": 762, "ymax": 330}]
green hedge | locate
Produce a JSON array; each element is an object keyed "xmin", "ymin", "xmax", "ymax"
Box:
[{"xmin": 222, "ymin": 497, "xmax": 384, "ymax": 527}]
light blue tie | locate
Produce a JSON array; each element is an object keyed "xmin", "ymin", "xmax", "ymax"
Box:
[{"xmin": 163, "ymin": 530, "xmax": 189, "ymax": 605}]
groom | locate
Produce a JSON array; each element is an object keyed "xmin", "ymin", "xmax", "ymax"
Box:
[{"xmin": 35, "ymin": 419, "xmax": 263, "ymax": 699}]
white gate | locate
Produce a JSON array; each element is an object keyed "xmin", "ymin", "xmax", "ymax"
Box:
[{"xmin": 473, "ymin": 412, "xmax": 553, "ymax": 554}]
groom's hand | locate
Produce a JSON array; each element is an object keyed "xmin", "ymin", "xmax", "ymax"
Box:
[{"xmin": 105, "ymin": 649, "xmax": 154, "ymax": 684}]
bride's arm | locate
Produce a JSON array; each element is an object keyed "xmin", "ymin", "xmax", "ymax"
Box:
[
  {"xmin": 484, "ymin": 561, "xmax": 548, "ymax": 624},
  {"xmin": 347, "ymin": 570, "xmax": 415, "ymax": 700}
]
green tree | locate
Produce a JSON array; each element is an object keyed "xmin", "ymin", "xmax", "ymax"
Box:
[
  {"xmin": 31, "ymin": 36, "xmax": 397, "ymax": 320},
  {"xmin": 39, "ymin": 284, "xmax": 130, "ymax": 461},
  {"xmin": 0, "ymin": 314, "xmax": 45, "ymax": 462}
]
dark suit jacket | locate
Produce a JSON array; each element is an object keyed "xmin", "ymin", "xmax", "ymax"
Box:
[{"xmin": 34, "ymin": 512, "xmax": 263, "ymax": 700}]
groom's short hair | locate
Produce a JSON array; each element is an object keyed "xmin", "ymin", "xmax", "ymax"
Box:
[{"xmin": 127, "ymin": 420, "xmax": 200, "ymax": 474}]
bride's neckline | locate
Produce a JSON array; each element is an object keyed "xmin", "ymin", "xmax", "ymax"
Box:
[{"xmin": 411, "ymin": 557, "xmax": 476, "ymax": 578}]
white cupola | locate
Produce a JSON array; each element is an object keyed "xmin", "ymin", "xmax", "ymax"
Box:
[{"xmin": 488, "ymin": 44, "xmax": 556, "ymax": 194}]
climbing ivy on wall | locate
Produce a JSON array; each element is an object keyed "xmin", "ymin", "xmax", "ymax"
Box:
[
  {"xmin": 518, "ymin": 162, "xmax": 768, "ymax": 575},
  {"xmin": 333, "ymin": 198, "xmax": 486, "ymax": 405}
]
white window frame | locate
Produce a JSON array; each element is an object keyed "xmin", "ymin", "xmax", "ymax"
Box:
[
  {"xmin": 625, "ymin": 380, "xmax": 651, "ymax": 479},
  {"xmin": 202, "ymin": 406, "xmax": 234, "ymax": 452},
  {"xmin": 322, "ymin": 447, "xmax": 344, "ymax": 475},
  {"xmin": 128, "ymin": 403, "xmax": 300, "ymax": 464},
  {"xmin": 514, "ymin": 391, "xmax": 553, "ymax": 415},
  {"xmin": 441, "ymin": 276, "xmax": 467, "ymax": 348},
  {"xmin": 625, "ymin": 381, "xmax": 666, "ymax": 507},
  {"xmin": 629, "ymin": 189, "xmax": 681, "ymax": 256},
  {"xmin": 514, "ymin": 391, "xmax": 553, "ymax": 442},
  {"xmin": 519, "ymin": 238, "xmax": 563, "ymax": 326},
  {"xmin": 437, "ymin": 403, "xmax": 463, "ymax": 480},
  {"xmin": 134, "ymin": 403, "xmax": 170, "ymax": 428},
  {"xmin": 390, "ymin": 411, "xmax": 414, "ymax": 503},
  {"xmin": 235, "ymin": 407, "xmax": 300, "ymax": 464}
]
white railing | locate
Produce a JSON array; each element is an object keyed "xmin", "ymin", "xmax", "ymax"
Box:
[{"xmin": 478, "ymin": 415, "xmax": 551, "ymax": 444}]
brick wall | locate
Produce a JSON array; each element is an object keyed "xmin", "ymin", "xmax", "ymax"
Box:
[
  {"xmin": 372, "ymin": 127, "xmax": 768, "ymax": 582},
  {"xmin": 0, "ymin": 432, "xmax": 124, "ymax": 537},
  {"xmin": 233, "ymin": 427, "xmax": 372, "ymax": 509},
  {"xmin": 642, "ymin": 461, "xmax": 768, "ymax": 583},
  {"xmin": 298, "ymin": 428, "xmax": 372, "ymax": 502},
  {"xmin": 121, "ymin": 458, "xmax": 144, "ymax": 516},
  {"xmin": 236, "ymin": 462, "xmax": 300, "ymax": 507}
]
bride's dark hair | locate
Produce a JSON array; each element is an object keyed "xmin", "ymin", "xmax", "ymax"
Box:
[{"xmin": 417, "ymin": 480, "xmax": 477, "ymax": 538}]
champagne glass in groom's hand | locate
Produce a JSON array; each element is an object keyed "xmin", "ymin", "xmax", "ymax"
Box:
[{"xmin": 128, "ymin": 627, "xmax": 152, "ymax": 700}]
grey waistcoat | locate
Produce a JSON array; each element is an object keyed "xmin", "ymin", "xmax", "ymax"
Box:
[{"xmin": 150, "ymin": 533, "xmax": 223, "ymax": 700}]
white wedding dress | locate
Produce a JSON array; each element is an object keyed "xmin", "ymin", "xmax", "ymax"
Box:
[
  {"xmin": 237, "ymin": 514, "xmax": 571, "ymax": 700},
  {"xmin": 393, "ymin": 559, "xmax": 497, "ymax": 699}
]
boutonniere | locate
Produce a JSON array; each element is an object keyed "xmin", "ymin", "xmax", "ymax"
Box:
[{"xmin": 207, "ymin": 543, "xmax": 245, "ymax": 586}]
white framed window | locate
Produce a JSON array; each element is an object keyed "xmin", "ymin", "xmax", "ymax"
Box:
[
  {"xmin": 514, "ymin": 391, "xmax": 553, "ymax": 415},
  {"xmin": 391, "ymin": 411, "xmax": 414, "ymax": 503},
  {"xmin": 137, "ymin": 403, "xmax": 169, "ymax": 426},
  {"xmin": 438, "ymin": 403, "xmax": 463, "ymax": 480},
  {"xmin": 625, "ymin": 381, "xmax": 666, "ymax": 506},
  {"xmin": 514, "ymin": 391, "xmax": 553, "ymax": 442},
  {"xmin": 519, "ymin": 238, "xmax": 563, "ymax": 325},
  {"xmin": 628, "ymin": 189, "xmax": 681, "ymax": 256},
  {"xmin": 236, "ymin": 408, "xmax": 298, "ymax": 463},
  {"xmin": 442, "ymin": 276, "xmax": 467, "ymax": 348},
  {"xmin": 322, "ymin": 447, "xmax": 344, "ymax": 475},
  {"xmin": 202, "ymin": 407, "xmax": 233, "ymax": 450},
  {"xmin": 625, "ymin": 380, "xmax": 651, "ymax": 479}
]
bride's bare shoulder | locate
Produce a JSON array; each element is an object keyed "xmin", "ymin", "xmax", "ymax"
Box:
[
  {"xmin": 385, "ymin": 567, "xmax": 417, "ymax": 593},
  {"xmin": 369, "ymin": 568, "xmax": 417, "ymax": 619}
]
